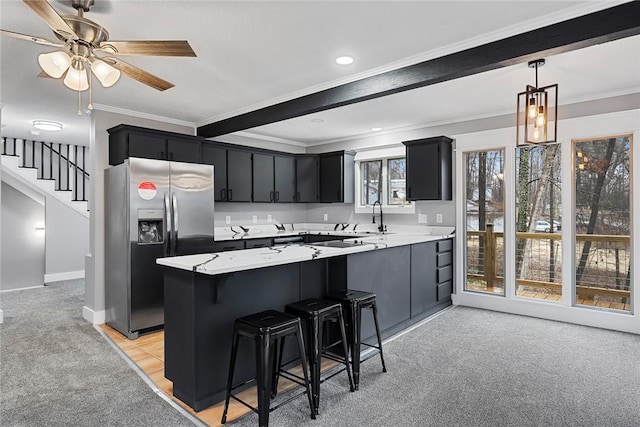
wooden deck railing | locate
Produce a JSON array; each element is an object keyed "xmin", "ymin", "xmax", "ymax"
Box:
[{"xmin": 467, "ymin": 224, "xmax": 631, "ymax": 300}]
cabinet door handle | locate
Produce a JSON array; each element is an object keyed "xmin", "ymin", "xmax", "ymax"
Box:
[
  {"xmin": 160, "ymin": 151, "xmax": 166, "ymax": 160},
  {"xmin": 269, "ymin": 191, "xmax": 274, "ymax": 202},
  {"xmin": 228, "ymin": 189, "xmax": 233, "ymax": 201},
  {"xmin": 275, "ymin": 191, "xmax": 279, "ymax": 202},
  {"xmin": 295, "ymin": 192, "xmax": 300, "ymax": 202},
  {"xmin": 220, "ymin": 188, "xmax": 226, "ymax": 200}
]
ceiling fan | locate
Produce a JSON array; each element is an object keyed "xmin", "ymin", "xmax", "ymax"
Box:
[{"xmin": 1, "ymin": 0, "xmax": 196, "ymax": 113}]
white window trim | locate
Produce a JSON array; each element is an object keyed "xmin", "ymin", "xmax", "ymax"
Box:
[{"xmin": 354, "ymin": 147, "xmax": 415, "ymax": 214}]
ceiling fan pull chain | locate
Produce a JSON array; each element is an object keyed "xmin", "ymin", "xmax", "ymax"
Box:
[
  {"xmin": 87, "ymin": 70, "xmax": 94, "ymax": 111},
  {"xmin": 77, "ymin": 88, "xmax": 82, "ymax": 116}
]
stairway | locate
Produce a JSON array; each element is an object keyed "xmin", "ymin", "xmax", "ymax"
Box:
[{"xmin": 1, "ymin": 137, "xmax": 89, "ymax": 218}]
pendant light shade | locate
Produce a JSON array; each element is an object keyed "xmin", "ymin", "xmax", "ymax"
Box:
[
  {"xmin": 516, "ymin": 59, "xmax": 558, "ymax": 146},
  {"xmin": 63, "ymin": 59, "xmax": 89, "ymax": 91},
  {"xmin": 38, "ymin": 51, "xmax": 71, "ymax": 79},
  {"xmin": 91, "ymin": 59, "xmax": 121, "ymax": 87}
]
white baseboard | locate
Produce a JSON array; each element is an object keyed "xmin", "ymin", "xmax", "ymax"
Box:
[
  {"xmin": 83, "ymin": 305, "xmax": 105, "ymax": 325},
  {"xmin": 44, "ymin": 270, "xmax": 85, "ymax": 283}
]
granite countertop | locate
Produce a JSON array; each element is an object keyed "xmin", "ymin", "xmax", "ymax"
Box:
[{"xmin": 157, "ymin": 228, "xmax": 453, "ymax": 276}]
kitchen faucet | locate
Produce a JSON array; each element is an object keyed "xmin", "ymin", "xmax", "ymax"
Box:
[{"xmin": 372, "ymin": 200, "xmax": 385, "ymax": 233}]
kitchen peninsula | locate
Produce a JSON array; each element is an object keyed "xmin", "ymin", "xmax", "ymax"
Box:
[{"xmin": 157, "ymin": 226, "xmax": 454, "ymax": 411}]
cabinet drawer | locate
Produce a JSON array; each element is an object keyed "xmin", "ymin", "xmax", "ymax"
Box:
[
  {"xmin": 437, "ymin": 265, "xmax": 452, "ymax": 283},
  {"xmin": 437, "ymin": 251, "xmax": 452, "ymax": 267},
  {"xmin": 245, "ymin": 238, "xmax": 273, "ymax": 249},
  {"xmin": 437, "ymin": 239, "xmax": 453, "ymax": 252},
  {"xmin": 437, "ymin": 281, "xmax": 452, "ymax": 302},
  {"xmin": 215, "ymin": 241, "xmax": 245, "ymax": 252}
]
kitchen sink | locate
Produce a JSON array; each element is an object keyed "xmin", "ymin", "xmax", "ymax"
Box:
[{"xmin": 309, "ymin": 240, "xmax": 364, "ymax": 248}]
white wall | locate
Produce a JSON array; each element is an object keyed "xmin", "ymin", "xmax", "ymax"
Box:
[
  {"xmin": 44, "ymin": 195, "xmax": 89, "ymax": 282},
  {"xmin": 0, "ymin": 182, "xmax": 45, "ymax": 290}
]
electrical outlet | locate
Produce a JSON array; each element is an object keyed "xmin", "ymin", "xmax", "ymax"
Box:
[
  {"xmin": 252, "ymin": 215, "xmax": 258, "ymax": 224},
  {"xmin": 267, "ymin": 214, "xmax": 272, "ymax": 222},
  {"xmin": 323, "ymin": 213, "xmax": 328, "ymax": 222},
  {"xmin": 225, "ymin": 215, "xmax": 231, "ymax": 225},
  {"xmin": 418, "ymin": 213, "xmax": 427, "ymax": 224},
  {"xmin": 436, "ymin": 213, "xmax": 443, "ymax": 223}
]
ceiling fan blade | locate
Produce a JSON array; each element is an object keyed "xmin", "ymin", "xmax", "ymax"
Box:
[
  {"xmin": 0, "ymin": 29, "xmax": 63, "ymax": 47},
  {"xmin": 100, "ymin": 41, "xmax": 196, "ymax": 57},
  {"xmin": 23, "ymin": 0, "xmax": 79, "ymax": 40},
  {"xmin": 102, "ymin": 57, "xmax": 174, "ymax": 91}
]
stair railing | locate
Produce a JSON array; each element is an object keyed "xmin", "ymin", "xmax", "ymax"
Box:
[{"xmin": 1, "ymin": 137, "xmax": 90, "ymax": 203}]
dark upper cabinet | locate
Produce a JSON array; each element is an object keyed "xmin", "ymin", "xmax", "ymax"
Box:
[
  {"xmin": 127, "ymin": 133, "xmax": 166, "ymax": 161},
  {"xmin": 295, "ymin": 155, "xmax": 319, "ymax": 203},
  {"xmin": 108, "ymin": 124, "xmax": 203, "ymax": 165},
  {"xmin": 274, "ymin": 155, "xmax": 295, "ymax": 203},
  {"xmin": 167, "ymin": 138, "xmax": 201, "ymax": 163},
  {"xmin": 319, "ymin": 151, "xmax": 355, "ymax": 203},
  {"xmin": 402, "ymin": 136, "xmax": 453, "ymax": 201},
  {"xmin": 253, "ymin": 153, "xmax": 296, "ymax": 203},
  {"xmin": 226, "ymin": 149, "xmax": 252, "ymax": 202},
  {"xmin": 201, "ymin": 143, "xmax": 228, "ymax": 202},
  {"xmin": 252, "ymin": 153, "xmax": 275, "ymax": 202}
]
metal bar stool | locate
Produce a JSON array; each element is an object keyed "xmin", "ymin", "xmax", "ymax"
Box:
[
  {"xmin": 221, "ymin": 310, "xmax": 315, "ymax": 427},
  {"xmin": 280, "ymin": 298, "xmax": 355, "ymax": 414},
  {"xmin": 326, "ymin": 289, "xmax": 387, "ymax": 390}
]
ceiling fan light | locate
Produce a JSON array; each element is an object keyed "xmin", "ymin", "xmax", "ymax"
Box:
[
  {"xmin": 91, "ymin": 59, "xmax": 121, "ymax": 88},
  {"xmin": 38, "ymin": 51, "xmax": 71, "ymax": 79},
  {"xmin": 63, "ymin": 60, "xmax": 89, "ymax": 91}
]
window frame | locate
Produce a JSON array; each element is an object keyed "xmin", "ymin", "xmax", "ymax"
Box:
[{"xmin": 354, "ymin": 154, "xmax": 415, "ymax": 214}]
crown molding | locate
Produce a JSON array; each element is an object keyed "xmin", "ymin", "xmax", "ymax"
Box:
[{"xmin": 92, "ymin": 104, "xmax": 196, "ymax": 130}]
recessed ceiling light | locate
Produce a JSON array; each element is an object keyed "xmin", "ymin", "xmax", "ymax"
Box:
[
  {"xmin": 33, "ymin": 120, "xmax": 63, "ymax": 131},
  {"xmin": 311, "ymin": 118, "xmax": 324, "ymax": 123},
  {"xmin": 371, "ymin": 127, "xmax": 382, "ymax": 132},
  {"xmin": 30, "ymin": 130, "xmax": 40, "ymax": 136},
  {"xmin": 336, "ymin": 56, "xmax": 354, "ymax": 65}
]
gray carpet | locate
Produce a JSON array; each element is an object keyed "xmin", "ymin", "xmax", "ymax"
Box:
[
  {"xmin": 228, "ymin": 306, "xmax": 640, "ymax": 427},
  {"xmin": 0, "ymin": 280, "xmax": 195, "ymax": 427}
]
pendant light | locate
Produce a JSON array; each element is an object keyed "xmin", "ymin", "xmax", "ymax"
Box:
[{"xmin": 516, "ymin": 59, "xmax": 558, "ymax": 146}]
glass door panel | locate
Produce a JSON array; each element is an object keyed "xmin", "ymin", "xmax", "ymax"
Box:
[
  {"xmin": 515, "ymin": 145, "xmax": 562, "ymax": 302},
  {"xmin": 464, "ymin": 149, "xmax": 505, "ymax": 295},
  {"xmin": 574, "ymin": 136, "xmax": 632, "ymax": 312}
]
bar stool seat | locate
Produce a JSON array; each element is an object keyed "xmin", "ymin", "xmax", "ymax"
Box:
[
  {"xmin": 282, "ymin": 298, "xmax": 354, "ymax": 414},
  {"xmin": 326, "ymin": 289, "xmax": 387, "ymax": 390},
  {"xmin": 221, "ymin": 310, "xmax": 315, "ymax": 427}
]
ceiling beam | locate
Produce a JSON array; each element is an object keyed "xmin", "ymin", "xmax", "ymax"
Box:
[{"xmin": 198, "ymin": 1, "xmax": 640, "ymax": 138}]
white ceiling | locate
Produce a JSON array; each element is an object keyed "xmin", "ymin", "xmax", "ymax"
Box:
[{"xmin": 1, "ymin": 1, "xmax": 638, "ymax": 148}]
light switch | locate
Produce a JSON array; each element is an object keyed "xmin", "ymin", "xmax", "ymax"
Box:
[
  {"xmin": 225, "ymin": 215, "xmax": 231, "ymax": 225},
  {"xmin": 253, "ymin": 215, "xmax": 258, "ymax": 224},
  {"xmin": 436, "ymin": 214, "xmax": 443, "ymax": 223},
  {"xmin": 323, "ymin": 213, "xmax": 328, "ymax": 222},
  {"xmin": 418, "ymin": 214, "xmax": 427, "ymax": 224}
]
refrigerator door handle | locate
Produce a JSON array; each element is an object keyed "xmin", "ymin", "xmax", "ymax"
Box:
[
  {"xmin": 164, "ymin": 192, "xmax": 172, "ymax": 257},
  {"xmin": 171, "ymin": 192, "xmax": 179, "ymax": 256}
]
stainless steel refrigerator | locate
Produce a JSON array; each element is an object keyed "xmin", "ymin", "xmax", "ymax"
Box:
[{"xmin": 105, "ymin": 157, "xmax": 215, "ymax": 338}]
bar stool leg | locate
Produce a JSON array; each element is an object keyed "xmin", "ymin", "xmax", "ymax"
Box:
[
  {"xmin": 270, "ymin": 337, "xmax": 283, "ymax": 398},
  {"xmin": 336, "ymin": 309, "xmax": 355, "ymax": 392},
  {"xmin": 255, "ymin": 334, "xmax": 273, "ymax": 427},
  {"xmin": 310, "ymin": 316, "xmax": 322, "ymax": 414},
  {"xmin": 371, "ymin": 301, "xmax": 387, "ymax": 373},
  {"xmin": 350, "ymin": 301, "xmax": 362, "ymax": 391},
  {"xmin": 221, "ymin": 330, "xmax": 240, "ymax": 424},
  {"xmin": 294, "ymin": 322, "xmax": 317, "ymax": 419}
]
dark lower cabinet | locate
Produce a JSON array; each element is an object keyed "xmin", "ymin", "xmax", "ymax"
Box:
[
  {"xmin": 226, "ymin": 149, "xmax": 252, "ymax": 202},
  {"xmin": 410, "ymin": 238, "xmax": 453, "ymax": 317}
]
